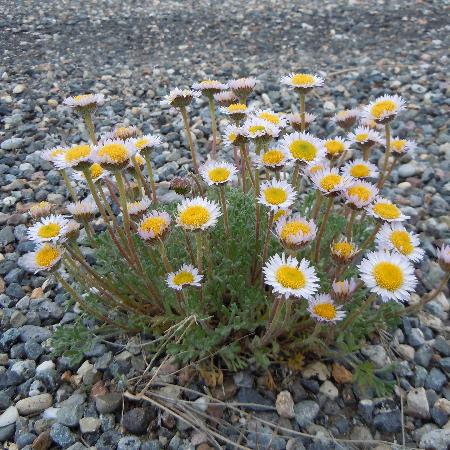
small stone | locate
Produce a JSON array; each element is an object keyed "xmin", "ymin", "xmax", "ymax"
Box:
[
  {"xmin": 117, "ymin": 436, "xmax": 142, "ymax": 450},
  {"xmin": 396, "ymin": 344, "xmax": 415, "ymax": 361},
  {"xmin": 294, "ymin": 400, "xmax": 320, "ymax": 428},
  {"xmin": 49, "ymin": 423, "xmax": 76, "ymax": 448},
  {"xmin": 19, "ymin": 325, "xmax": 51, "ymax": 343},
  {"xmin": 79, "ymin": 417, "xmax": 101, "ymax": 434},
  {"xmin": 0, "ymin": 406, "xmax": 18, "ymax": 427},
  {"xmin": 32, "ymin": 430, "xmax": 52, "ymax": 450},
  {"xmin": 302, "ymin": 362, "xmax": 330, "ymax": 381},
  {"xmin": 373, "ymin": 410, "xmax": 402, "ymax": 433},
  {"xmin": 95, "ymin": 393, "xmax": 122, "ymax": 414},
  {"xmin": 13, "ymin": 84, "xmax": 26, "ymax": 94},
  {"xmin": 331, "ymin": 362, "xmax": 352, "ymax": 384},
  {"xmin": 16, "ymin": 394, "xmax": 53, "ymax": 415},
  {"xmin": 0, "ymin": 423, "xmax": 15, "ymax": 442},
  {"xmin": 275, "ymin": 391, "xmax": 295, "ymax": 418},
  {"xmin": 361, "ymin": 345, "xmax": 390, "ymax": 368},
  {"xmin": 358, "ymin": 399, "xmax": 374, "ymax": 423},
  {"xmin": 425, "ymin": 368, "xmax": 447, "ymax": 392},
  {"xmin": 408, "ymin": 328, "xmax": 425, "ymax": 347},
  {"xmin": 319, "ymin": 381, "xmax": 339, "ymax": 400},
  {"xmin": 122, "ymin": 407, "xmax": 152, "ymax": 434},
  {"xmin": 406, "ymin": 388, "xmax": 430, "ymax": 419},
  {"xmin": 96, "ymin": 430, "xmax": 122, "ymax": 450},
  {"xmin": 56, "ymin": 404, "xmax": 84, "ymax": 428},
  {"xmin": 1, "ymin": 137, "xmax": 24, "ymax": 150},
  {"xmin": 419, "ymin": 429, "xmax": 450, "ymax": 450}
]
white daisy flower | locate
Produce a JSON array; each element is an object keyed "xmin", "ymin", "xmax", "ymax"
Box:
[
  {"xmin": 228, "ymin": 77, "xmax": 258, "ymax": 99},
  {"xmin": 358, "ymin": 250, "xmax": 417, "ymax": 302},
  {"xmin": 376, "ymin": 223, "xmax": 424, "ymax": 262},
  {"xmin": 53, "ymin": 143, "xmax": 92, "ymax": 170},
  {"xmin": 303, "ymin": 159, "xmax": 331, "ymax": 177},
  {"xmin": 275, "ymin": 214, "xmax": 317, "ymax": 250},
  {"xmin": 199, "ymin": 160, "xmax": 237, "ymax": 186},
  {"xmin": 129, "ymin": 134, "xmax": 162, "ymax": 157},
  {"xmin": 176, "ymin": 197, "xmax": 221, "ymax": 232},
  {"xmin": 192, "ymin": 79, "xmax": 227, "ymax": 95},
  {"xmin": 127, "ymin": 196, "xmax": 151, "ymax": 218},
  {"xmin": 341, "ymin": 159, "xmax": 379, "ymax": 180},
  {"xmin": 330, "ymin": 239, "xmax": 358, "ymax": 263},
  {"xmin": 222, "ymin": 124, "xmax": 247, "ymax": 147},
  {"xmin": 308, "ymin": 294, "xmax": 346, "ymax": 323},
  {"xmin": 92, "ymin": 139, "xmax": 136, "ymax": 171},
  {"xmin": 67, "ymin": 198, "xmax": 98, "ymax": 221},
  {"xmin": 128, "ymin": 152, "xmax": 146, "ymax": 170},
  {"xmin": 259, "ymin": 179, "xmax": 296, "ymax": 211},
  {"xmin": 437, "ymin": 244, "xmax": 450, "ymax": 272},
  {"xmin": 343, "ymin": 181, "xmax": 379, "ymax": 209},
  {"xmin": 390, "ymin": 138, "xmax": 417, "ymax": 156},
  {"xmin": 263, "ymin": 253, "xmax": 319, "ymax": 300},
  {"xmin": 63, "ymin": 93, "xmax": 105, "ymax": 109},
  {"xmin": 101, "ymin": 126, "xmax": 140, "ymax": 142},
  {"xmin": 213, "ymin": 90, "xmax": 238, "ymax": 106},
  {"xmin": 273, "ymin": 208, "xmax": 292, "ymax": 223},
  {"xmin": 280, "ymin": 73, "xmax": 324, "ymax": 91},
  {"xmin": 310, "ymin": 167, "xmax": 352, "ymax": 196},
  {"xmin": 347, "ymin": 126, "xmax": 383, "ymax": 147},
  {"xmin": 219, "ymin": 103, "xmax": 251, "ymax": 121},
  {"xmin": 332, "ymin": 278, "xmax": 358, "ymax": 302},
  {"xmin": 323, "ymin": 137, "xmax": 351, "ymax": 159},
  {"xmin": 363, "ymin": 94, "xmax": 406, "ymax": 123},
  {"xmin": 367, "ymin": 197, "xmax": 409, "ymax": 222},
  {"xmin": 22, "ymin": 243, "xmax": 63, "ymax": 273},
  {"xmin": 137, "ymin": 211, "xmax": 171, "ymax": 241},
  {"xmin": 359, "ymin": 117, "xmax": 385, "ymax": 131},
  {"xmin": 254, "ymin": 148, "xmax": 291, "ymax": 171},
  {"xmin": 281, "ymin": 132, "xmax": 325, "ymax": 164},
  {"xmin": 242, "ymin": 117, "xmax": 280, "ymax": 142},
  {"xmin": 72, "ymin": 162, "xmax": 109, "ymax": 184},
  {"xmin": 40, "ymin": 146, "xmax": 67, "ymax": 164},
  {"xmin": 27, "ymin": 214, "xmax": 69, "ymax": 243},
  {"xmin": 29, "ymin": 202, "xmax": 53, "ymax": 219},
  {"xmin": 254, "ymin": 109, "xmax": 288, "ymax": 128},
  {"xmin": 332, "ymin": 109, "xmax": 360, "ymax": 129},
  {"xmin": 286, "ymin": 112, "xmax": 316, "ymax": 131},
  {"xmin": 166, "ymin": 264, "xmax": 203, "ymax": 291},
  {"xmin": 161, "ymin": 88, "xmax": 201, "ymax": 108}
]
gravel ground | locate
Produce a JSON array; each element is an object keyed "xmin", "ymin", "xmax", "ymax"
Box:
[{"xmin": 1, "ymin": 1, "xmax": 449, "ymax": 449}]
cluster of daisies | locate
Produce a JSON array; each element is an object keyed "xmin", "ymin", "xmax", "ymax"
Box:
[{"xmin": 24, "ymin": 74, "xmax": 450, "ymax": 331}]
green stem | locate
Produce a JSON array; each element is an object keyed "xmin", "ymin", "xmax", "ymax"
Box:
[
  {"xmin": 291, "ymin": 161, "xmax": 301, "ymax": 187},
  {"xmin": 81, "ymin": 109, "xmax": 98, "ymax": 145},
  {"xmin": 310, "ymin": 190, "xmax": 323, "ymax": 220},
  {"xmin": 60, "ymin": 169, "xmax": 78, "ymax": 202},
  {"xmin": 262, "ymin": 211, "xmax": 274, "ymax": 268},
  {"xmin": 380, "ymin": 123, "xmax": 391, "ymax": 182},
  {"xmin": 219, "ymin": 185, "xmax": 230, "ymax": 237},
  {"xmin": 143, "ymin": 153, "xmax": 158, "ymax": 204},
  {"xmin": 314, "ymin": 196, "xmax": 334, "ymax": 262},
  {"xmin": 300, "ymin": 93, "xmax": 306, "ymax": 132},
  {"xmin": 341, "ymin": 293, "xmax": 377, "ymax": 331},
  {"xmin": 208, "ymin": 96, "xmax": 218, "ymax": 159},
  {"xmin": 346, "ymin": 210, "xmax": 356, "ymax": 240},
  {"xmin": 180, "ymin": 106, "xmax": 199, "ymax": 173},
  {"xmin": 81, "ymin": 218, "xmax": 96, "ymax": 246}
]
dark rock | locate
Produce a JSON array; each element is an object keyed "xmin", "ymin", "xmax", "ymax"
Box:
[
  {"xmin": 122, "ymin": 407, "xmax": 152, "ymax": 435},
  {"xmin": 96, "ymin": 430, "xmax": 122, "ymax": 450},
  {"xmin": 236, "ymin": 388, "xmax": 272, "ymax": 411},
  {"xmin": 373, "ymin": 410, "xmax": 402, "ymax": 433},
  {"xmin": 50, "ymin": 423, "xmax": 76, "ymax": 448},
  {"xmin": 425, "ymin": 368, "xmax": 447, "ymax": 392}
]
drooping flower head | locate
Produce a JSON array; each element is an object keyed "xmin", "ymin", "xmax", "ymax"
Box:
[
  {"xmin": 275, "ymin": 214, "xmax": 317, "ymax": 251},
  {"xmin": 27, "ymin": 214, "xmax": 69, "ymax": 244},
  {"xmin": 367, "ymin": 197, "xmax": 409, "ymax": 223},
  {"xmin": 308, "ymin": 294, "xmax": 346, "ymax": 323},
  {"xmin": 22, "ymin": 244, "xmax": 63, "ymax": 273},
  {"xmin": 228, "ymin": 77, "xmax": 258, "ymax": 99},
  {"xmin": 331, "ymin": 278, "xmax": 358, "ymax": 302},
  {"xmin": 137, "ymin": 211, "xmax": 171, "ymax": 242},
  {"xmin": 358, "ymin": 250, "xmax": 417, "ymax": 302},
  {"xmin": 323, "ymin": 137, "xmax": 350, "ymax": 160},
  {"xmin": 53, "ymin": 143, "xmax": 92, "ymax": 171},
  {"xmin": 170, "ymin": 176, "xmax": 191, "ymax": 196},
  {"xmin": 29, "ymin": 201, "xmax": 53, "ymax": 219},
  {"xmin": 263, "ymin": 253, "xmax": 319, "ymax": 299},
  {"xmin": 92, "ymin": 139, "xmax": 135, "ymax": 171},
  {"xmin": 330, "ymin": 239, "xmax": 358, "ymax": 263},
  {"xmin": 67, "ymin": 198, "xmax": 98, "ymax": 222},
  {"xmin": 436, "ymin": 244, "xmax": 450, "ymax": 272},
  {"xmin": 254, "ymin": 148, "xmax": 291, "ymax": 171},
  {"xmin": 332, "ymin": 109, "xmax": 360, "ymax": 130},
  {"xmin": 376, "ymin": 223, "xmax": 424, "ymax": 262},
  {"xmin": 280, "ymin": 73, "xmax": 324, "ymax": 93},
  {"xmin": 161, "ymin": 88, "xmax": 200, "ymax": 108},
  {"xmin": 242, "ymin": 117, "xmax": 280, "ymax": 144},
  {"xmin": 176, "ymin": 197, "xmax": 221, "ymax": 232},
  {"xmin": 127, "ymin": 196, "xmax": 152, "ymax": 218},
  {"xmin": 259, "ymin": 179, "xmax": 296, "ymax": 211},
  {"xmin": 286, "ymin": 112, "xmax": 316, "ymax": 131},
  {"xmin": 347, "ymin": 126, "xmax": 383, "ymax": 148},
  {"xmin": 213, "ymin": 90, "xmax": 238, "ymax": 107},
  {"xmin": 222, "ymin": 124, "xmax": 248, "ymax": 147},
  {"xmin": 390, "ymin": 138, "xmax": 417, "ymax": 157},
  {"xmin": 64, "ymin": 220, "xmax": 81, "ymax": 241},
  {"xmin": 166, "ymin": 264, "xmax": 203, "ymax": 291},
  {"xmin": 310, "ymin": 167, "xmax": 352, "ymax": 196},
  {"xmin": 192, "ymin": 79, "xmax": 227, "ymax": 96},
  {"xmin": 281, "ymin": 132, "xmax": 325, "ymax": 164},
  {"xmin": 341, "ymin": 159, "xmax": 379, "ymax": 180},
  {"xmin": 363, "ymin": 95, "xmax": 406, "ymax": 124},
  {"xmin": 220, "ymin": 103, "xmax": 250, "ymax": 122},
  {"xmin": 199, "ymin": 160, "xmax": 238, "ymax": 186},
  {"xmin": 343, "ymin": 181, "xmax": 379, "ymax": 209},
  {"xmin": 63, "ymin": 93, "xmax": 105, "ymax": 111}
]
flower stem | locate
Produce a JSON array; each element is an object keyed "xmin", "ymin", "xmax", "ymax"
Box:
[
  {"xmin": 208, "ymin": 96, "xmax": 218, "ymax": 159},
  {"xmin": 195, "ymin": 233, "xmax": 204, "ymax": 303},
  {"xmin": 346, "ymin": 210, "xmax": 356, "ymax": 240},
  {"xmin": 310, "ymin": 190, "xmax": 322, "ymax": 220},
  {"xmin": 260, "ymin": 297, "xmax": 283, "ymax": 346},
  {"xmin": 262, "ymin": 211, "xmax": 274, "ymax": 268},
  {"xmin": 158, "ymin": 239, "xmax": 173, "ymax": 273},
  {"xmin": 143, "ymin": 153, "xmax": 158, "ymax": 204},
  {"xmin": 81, "ymin": 109, "xmax": 98, "ymax": 145},
  {"xmin": 378, "ymin": 156, "xmax": 398, "ymax": 190},
  {"xmin": 300, "ymin": 93, "xmax": 306, "ymax": 132},
  {"xmin": 183, "ymin": 230, "xmax": 196, "ymax": 265},
  {"xmin": 291, "ymin": 161, "xmax": 301, "ymax": 187},
  {"xmin": 380, "ymin": 123, "xmax": 391, "ymax": 183},
  {"xmin": 81, "ymin": 218, "xmax": 96, "ymax": 246},
  {"xmin": 180, "ymin": 106, "xmax": 199, "ymax": 173},
  {"xmin": 240, "ymin": 143, "xmax": 255, "ymax": 190},
  {"xmin": 314, "ymin": 196, "xmax": 334, "ymax": 262},
  {"xmin": 341, "ymin": 293, "xmax": 377, "ymax": 331},
  {"xmin": 60, "ymin": 169, "xmax": 78, "ymax": 202},
  {"xmin": 219, "ymin": 185, "xmax": 230, "ymax": 237}
]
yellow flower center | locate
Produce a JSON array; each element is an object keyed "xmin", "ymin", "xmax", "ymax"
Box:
[
  {"xmin": 140, "ymin": 216, "xmax": 167, "ymax": 237},
  {"xmin": 258, "ymin": 112, "xmax": 280, "ymax": 125},
  {"xmin": 309, "ymin": 164, "xmax": 324, "ymax": 174},
  {"xmin": 355, "ymin": 133, "xmax": 369, "ymax": 143},
  {"xmin": 90, "ymin": 163, "xmax": 104, "ymax": 179},
  {"xmin": 249, "ymin": 125, "xmax": 266, "ymax": 134},
  {"xmin": 134, "ymin": 154, "xmax": 145, "ymax": 165},
  {"xmin": 262, "ymin": 149, "xmax": 284, "ymax": 165},
  {"xmin": 350, "ymin": 164, "xmax": 370, "ymax": 178},
  {"xmin": 74, "ymin": 94, "xmax": 92, "ymax": 101},
  {"xmin": 392, "ymin": 140, "xmax": 406, "ymax": 152},
  {"xmin": 98, "ymin": 143, "xmax": 128, "ymax": 163},
  {"xmin": 347, "ymin": 185, "xmax": 371, "ymax": 202},
  {"xmin": 179, "ymin": 205, "xmax": 210, "ymax": 228},
  {"xmin": 291, "ymin": 73, "xmax": 315, "ymax": 86},
  {"xmin": 37, "ymin": 223, "xmax": 61, "ymax": 239},
  {"xmin": 228, "ymin": 132, "xmax": 237, "ymax": 143},
  {"xmin": 227, "ymin": 103, "xmax": 247, "ymax": 113},
  {"xmin": 264, "ymin": 187, "xmax": 288, "ymax": 205},
  {"xmin": 173, "ymin": 271, "xmax": 195, "ymax": 286},
  {"xmin": 390, "ymin": 230, "xmax": 414, "ymax": 255},
  {"xmin": 207, "ymin": 167, "xmax": 230, "ymax": 183},
  {"xmin": 35, "ymin": 245, "xmax": 60, "ymax": 267},
  {"xmin": 325, "ymin": 140, "xmax": 345, "ymax": 155},
  {"xmin": 201, "ymin": 79, "xmax": 218, "ymax": 85},
  {"xmin": 373, "ymin": 202, "xmax": 401, "ymax": 219},
  {"xmin": 273, "ymin": 209, "xmax": 288, "ymax": 222},
  {"xmin": 373, "ymin": 262, "xmax": 404, "ymax": 291},
  {"xmin": 65, "ymin": 145, "xmax": 91, "ymax": 163},
  {"xmin": 320, "ymin": 174, "xmax": 342, "ymax": 191},
  {"xmin": 280, "ymin": 221, "xmax": 311, "ymax": 241},
  {"xmin": 332, "ymin": 241, "xmax": 354, "ymax": 258},
  {"xmin": 370, "ymin": 100, "xmax": 397, "ymax": 119},
  {"xmin": 51, "ymin": 148, "xmax": 65, "ymax": 158},
  {"xmin": 275, "ymin": 265, "xmax": 306, "ymax": 289},
  {"xmin": 135, "ymin": 137, "xmax": 149, "ymax": 149},
  {"xmin": 289, "ymin": 140, "xmax": 317, "ymax": 161},
  {"xmin": 312, "ymin": 303, "xmax": 337, "ymax": 320}
]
